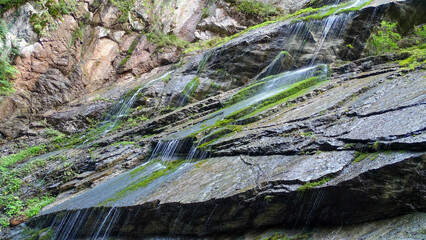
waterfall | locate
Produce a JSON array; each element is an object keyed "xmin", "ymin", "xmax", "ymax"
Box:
[
  {"xmin": 77, "ymin": 71, "xmax": 173, "ymax": 145},
  {"xmin": 35, "ymin": 0, "xmax": 374, "ymax": 238}
]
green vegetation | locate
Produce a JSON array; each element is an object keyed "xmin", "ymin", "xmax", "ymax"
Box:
[
  {"xmin": 297, "ymin": 177, "xmax": 331, "ymax": 191},
  {"xmin": 0, "ymin": 0, "xmax": 29, "ymax": 14},
  {"xmin": 0, "ymin": 145, "xmax": 48, "ymax": 169},
  {"xmin": 101, "ymin": 160, "xmax": 186, "ymax": 205},
  {"xmin": 146, "ymin": 30, "xmax": 189, "ymax": 51},
  {"xmin": 112, "ymin": 141, "xmax": 136, "ymax": 147},
  {"xmin": 93, "ymin": 95, "xmax": 115, "ymax": 103},
  {"xmin": 120, "ymin": 36, "xmax": 141, "ymax": 68},
  {"xmin": 226, "ymin": 75, "xmax": 327, "ymax": 120},
  {"xmin": 0, "ymin": 20, "xmax": 18, "ymax": 96},
  {"xmin": 24, "ymin": 196, "xmax": 55, "ymax": 218},
  {"xmin": 262, "ymin": 233, "xmax": 310, "ymax": 240},
  {"xmin": 126, "ymin": 115, "xmax": 148, "ymax": 127},
  {"xmin": 414, "ymin": 25, "xmax": 426, "ymax": 44},
  {"xmin": 293, "ymin": 0, "xmax": 372, "ymax": 23},
  {"xmin": 30, "ymin": 0, "xmax": 77, "ymax": 35},
  {"xmin": 129, "ymin": 161, "xmax": 154, "ymax": 176},
  {"xmin": 399, "ymin": 43, "xmax": 426, "ymax": 70},
  {"xmin": 234, "ymin": 0, "xmax": 281, "ymax": 18},
  {"xmin": 181, "ymin": 76, "xmax": 200, "ymax": 99},
  {"xmin": 197, "ymin": 124, "xmax": 243, "ymax": 150},
  {"xmin": 225, "ymin": 81, "xmax": 266, "ymax": 107},
  {"xmin": 111, "ymin": 0, "xmax": 134, "ymax": 23},
  {"xmin": 366, "ymin": 21, "xmax": 401, "ymax": 55},
  {"xmin": 186, "ymin": 1, "xmax": 371, "ymax": 53},
  {"xmin": 352, "ymin": 151, "xmax": 379, "ymax": 163},
  {"xmin": 22, "ymin": 227, "xmax": 53, "ymax": 240},
  {"xmin": 0, "ymin": 145, "xmax": 62, "ymax": 228},
  {"xmin": 365, "ymin": 20, "xmax": 426, "ymax": 70}
]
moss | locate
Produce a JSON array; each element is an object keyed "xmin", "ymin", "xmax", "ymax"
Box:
[
  {"xmin": 264, "ymin": 232, "xmax": 311, "ymax": 240},
  {"xmin": 126, "ymin": 115, "xmax": 148, "ymax": 127},
  {"xmin": 293, "ymin": 0, "xmax": 372, "ymax": 23},
  {"xmin": 120, "ymin": 36, "xmax": 141, "ymax": 68},
  {"xmin": 101, "ymin": 160, "xmax": 186, "ymax": 205},
  {"xmin": 185, "ymin": 1, "xmax": 372, "ymax": 53},
  {"xmin": 181, "ymin": 76, "xmax": 200, "ymax": 99},
  {"xmin": 352, "ymin": 151, "xmax": 380, "ymax": 163},
  {"xmin": 399, "ymin": 43, "xmax": 426, "ymax": 71},
  {"xmin": 297, "ymin": 177, "xmax": 331, "ymax": 191},
  {"xmin": 235, "ymin": 0, "xmax": 281, "ymax": 18},
  {"xmin": 112, "ymin": 141, "xmax": 136, "ymax": 147},
  {"xmin": 225, "ymin": 81, "xmax": 267, "ymax": 107},
  {"xmin": 129, "ymin": 161, "xmax": 154, "ymax": 176},
  {"xmin": 226, "ymin": 75, "xmax": 327, "ymax": 120}
]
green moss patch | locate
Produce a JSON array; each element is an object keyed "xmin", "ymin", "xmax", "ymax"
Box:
[
  {"xmin": 226, "ymin": 75, "xmax": 327, "ymax": 121},
  {"xmin": 100, "ymin": 160, "xmax": 186, "ymax": 205},
  {"xmin": 297, "ymin": 177, "xmax": 331, "ymax": 191}
]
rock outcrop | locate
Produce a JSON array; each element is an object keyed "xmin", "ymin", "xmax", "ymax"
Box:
[{"xmin": 0, "ymin": 0, "xmax": 425, "ymax": 239}]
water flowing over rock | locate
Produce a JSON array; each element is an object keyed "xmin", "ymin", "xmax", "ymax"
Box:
[{"xmin": 0, "ymin": 0, "xmax": 425, "ymax": 239}]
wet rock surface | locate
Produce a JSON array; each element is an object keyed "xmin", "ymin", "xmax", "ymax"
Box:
[{"xmin": 0, "ymin": 0, "xmax": 425, "ymax": 239}]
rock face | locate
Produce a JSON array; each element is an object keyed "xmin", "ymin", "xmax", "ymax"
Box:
[{"xmin": 0, "ymin": 0, "xmax": 425, "ymax": 239}]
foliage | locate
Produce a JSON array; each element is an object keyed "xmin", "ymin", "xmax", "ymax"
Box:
[
  {"xmin": 366, "ymin": 21, "xmax": 401, "ymax": 55},
  {"xmin": 24, "ymin": 196, "xmax": 55, "ymax": 218},
  {"xmin": 30, "ymin": 0, "xmax": 77, "ymax": 35},
  {"xmin": 0, "ymin": 20, "xmax": 17, "ymax": 96},
  {"xmin": 352, "ymin": 151, "xmax": 379, "ymax": 163},
  {"xmin": 0, "ymin": 0, "xmax": 28, "ymax": 14},
  {"xmin": 413, "ymin": 25, "xmax": 426, "ymax": 45},
  {"xmin": 235, "ymin": 0, "xmax": 280, "ymax": 18},
  {"xmin": 0, "ymin": 53, "xmax": 16, "ymax": 96},
  {"xmin": 146, "ymin": 30, "xmax": 189, "ymax": 50},
  {"xmin": 111, "ymin": 0, "xmax": 134, "ymax": 23},
  {"xmin": 126, "ymin": 115, "xmax": 148, "ymax": 127},
  {"xmin": 45, "ymin": 128, "xmax": 66, "ymax": 143},
  {"xmin": 0, "ymin": 144, "xmax": 48, "ymax": 169}
]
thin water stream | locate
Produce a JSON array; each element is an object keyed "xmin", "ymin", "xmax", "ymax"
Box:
[{"xmin": 35, "ymin": 1, "xmax": 375, "ymax": 238}]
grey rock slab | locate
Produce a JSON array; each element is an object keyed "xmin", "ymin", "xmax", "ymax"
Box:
[
  {"xmin": 336, "ymin": 105, "xmax": 426, "ymax": 141},
  {"xmin": 348, "ymin": 71, "xmax": 426, "ymax": 116},
  {"xmin": 144, "ymin": 151, "xmax": 353, "ymax": 204}
]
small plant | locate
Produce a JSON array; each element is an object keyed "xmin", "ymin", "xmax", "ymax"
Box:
[
  {"xmin": 346, "ymin": 44, "xmax": 354, "ymax": 49},
  {"xmin": 366, "ymin": 21, "xmax": 401, "ymax": 55},
  {"xmin": 236, "ymin": 0, "xmax": 280, "ymax": 18},
  {"xmin": 111, "ymin": 0, "xmax": 134, "ymax": 23},
  {"xmin": 146, "ymin": 30, "xmax": 189, "ymax": 50},
  {"xmin": 24, "ymin": 195, "xmax": 55, "ymax": 218},
  {"xmin": 0, "ymin": 20, "xmax": 18, "ymax": 96},
  {"xmin": 30, "ymin": 0, "xmax": 77, "ymax": 35},
  {"xmin": 202, "ymin": 7, "xmax": 210, "ymax": 18},
  {"xmin": 414, "ymin": 25, "xmax": 426, "ymax": 44}
]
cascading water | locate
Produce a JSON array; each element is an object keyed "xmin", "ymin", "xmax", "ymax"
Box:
[
  {"xmin": 76, "ymin": 71, "xmax": 174, "ymax": 146},
  {"xmin": 100, "ymin": 71, "xmax": 173, "ymax": 136},
  {"xmin": 30, "ymin": 1, "xmax": 375, "ymax": 238}
]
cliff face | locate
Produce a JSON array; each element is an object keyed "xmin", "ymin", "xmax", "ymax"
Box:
[{"xmin": 0, "ymin": 0, "xmax": 425, "ymax": 239}]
